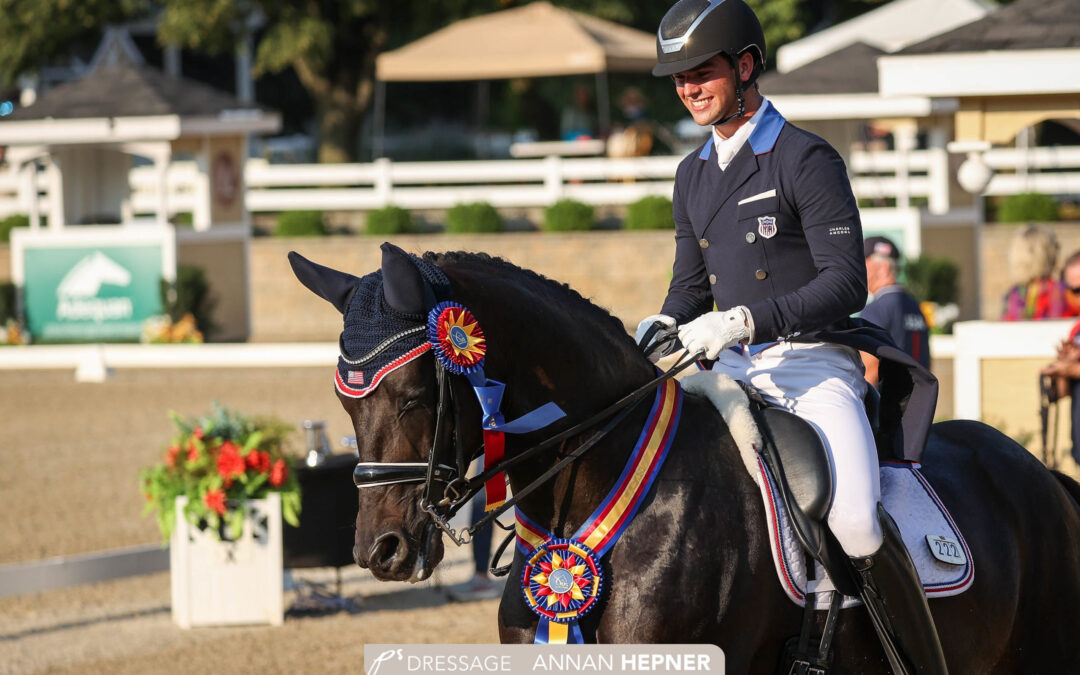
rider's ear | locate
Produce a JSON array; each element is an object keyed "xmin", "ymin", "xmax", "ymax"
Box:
[
  {"xmin": 380, "ymin": 242, "xmax": 433, "ymax": 315},
  {"xmin": 287, "ymin": 251, "xmax": 359, "ymax": 314}
]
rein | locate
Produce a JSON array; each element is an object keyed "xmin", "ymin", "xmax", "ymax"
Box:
[{"xmin": 353, "ymin": 347, "xmax": 702, "ymax": 546}]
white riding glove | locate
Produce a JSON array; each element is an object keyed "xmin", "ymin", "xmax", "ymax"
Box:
[
  {"xmin": 678, "ymin": 307, "xmax": 752, "ymax": 360},
  {"xmin": 635, "ymin": 314, "xmax": 678, "ymax": 363}
]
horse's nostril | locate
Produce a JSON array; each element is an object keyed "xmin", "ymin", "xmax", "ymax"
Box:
[{"xmin": 369, "ymin": 532, "xmax": 407, "ymax": 572}]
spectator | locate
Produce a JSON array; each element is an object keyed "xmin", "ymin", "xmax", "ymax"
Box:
[
  {"xmin": 1002, "ymin": 224, "xmax": 1079, "ymax": 320},
  {"xmin": 560, "ymin": 84, "xmax": 594, "ymax": 141},
  {"xmin": 860, "ymin": 236, "xmax": 930, "ymax": 388},
  {"xmin": 1040, "ymin": 251, "xmax": 1080, "ymax": 463}
]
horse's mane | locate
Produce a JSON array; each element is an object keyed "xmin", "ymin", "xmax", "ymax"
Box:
[{"xmin": 423, "ymin": 250, "xmax": 630, "ymax": 338}]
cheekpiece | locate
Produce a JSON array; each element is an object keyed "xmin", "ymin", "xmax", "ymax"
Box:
[
  {"xmin": 427, "ymin": 301, "xmax": 487, "ymax": 376},
  {"xmin": 521, "ymin": 538, "xmax": 603, "ymax": 623}
]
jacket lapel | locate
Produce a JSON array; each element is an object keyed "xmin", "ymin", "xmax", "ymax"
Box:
[{"xmin": 701, "ymin": 144, "xmax": 759, "ymax": 235}]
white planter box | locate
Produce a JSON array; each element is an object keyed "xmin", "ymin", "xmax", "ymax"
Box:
[{"xmin": 170, "ymin": 493, "xmax": 283, "ymax": 628}]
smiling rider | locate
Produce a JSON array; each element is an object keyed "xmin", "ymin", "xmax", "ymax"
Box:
[{"xmin": 635, "ymin": 1, "xmax": 947, "ymax": 672}]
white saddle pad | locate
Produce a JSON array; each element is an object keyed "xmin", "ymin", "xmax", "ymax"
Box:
[{"xmin": 758, "ymin": 458, "xmax": 975, "ymax": 609}]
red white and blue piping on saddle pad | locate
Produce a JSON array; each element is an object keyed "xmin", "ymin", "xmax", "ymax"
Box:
[
  {"xmin": 759, "ymin": 458, "xmax": 974, "ymax": 610},
  {"xmin": 514, "ymin": 377, "xmax": 683, "ymax": 644}
]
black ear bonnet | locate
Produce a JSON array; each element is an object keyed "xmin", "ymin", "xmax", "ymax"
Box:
[{"xmin": 289, "ymin": 244, "xmax": 451, "ymax": 397}]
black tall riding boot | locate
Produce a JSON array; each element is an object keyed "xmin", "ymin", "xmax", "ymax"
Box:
[{"xmin": 851, "ymin": 504, "xmax": 949, "ymax": 675}]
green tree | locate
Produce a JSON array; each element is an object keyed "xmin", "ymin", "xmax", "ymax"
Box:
[
  {"xmin": 0, "ymin": 0, "xmax": 146, "ymax": 86},
  {"xmin": 0, "ymin": 0, "xmax": 816, "ymax": 161}
]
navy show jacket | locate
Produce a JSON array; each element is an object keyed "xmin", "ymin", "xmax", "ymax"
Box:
[{"xmin": 659, "ymin": 100, "xmax": 868, "ymax": 343}]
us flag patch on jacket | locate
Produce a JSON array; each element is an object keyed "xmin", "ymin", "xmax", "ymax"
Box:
[{"xmin": 347, "ymin": 370, "xmax": 365, "ymax": 386}]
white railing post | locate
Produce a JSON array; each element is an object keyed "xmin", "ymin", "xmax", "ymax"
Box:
[
  {"xmin": 45, "ymin": 156, "xmax": 64, "ymax": 231},
  {"xmin": 373, "ymin": 157, "xmax": 392, "ymax": 208},
  {"xmin": 18, "ymin": 161, "xmax": 39, "ymax": 229},
  {"xmin": 544, "ymin": 155, "xmax": 563, "ymax": 204},
  {"xmin": 927, "ymin": 146, "xmax": 950, "ymax": 215},
  {"xmin": 926, "ymin": 126, "xmax": 951, "ymax": 215}
]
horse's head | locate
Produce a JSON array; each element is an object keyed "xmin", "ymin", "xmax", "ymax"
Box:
[
  {"xmin": 291, "ymin": 243, "xmax": 659, "ymax": 582},
  {"xmin": 289, "ymin": 243, "xmax": 464, "ymax": 582}
]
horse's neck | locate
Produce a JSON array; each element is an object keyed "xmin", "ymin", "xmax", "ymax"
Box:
[
  {"xmin": 506, "ymin": 398, "xmax": 654, "ymax": 538},
  {"xmin": 447, "ymin": 262, "xmax": 658, "ymax": 534},
  {"xmin": 507, "ymin": 389, "xmax": 763, "ymax": 548}
]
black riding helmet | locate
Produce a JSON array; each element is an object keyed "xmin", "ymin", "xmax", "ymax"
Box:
[
  {"xmin": 653, "ymin": 0, "xmax": 766, "ymax": 80},
  {"xmin": 653, "ymin": 0, "xmax": 766, "ymax": 126}
]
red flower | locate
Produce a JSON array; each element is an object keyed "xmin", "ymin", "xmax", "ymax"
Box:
[
  {"xmin": 246, "ymin": 449, "xmax": 271, "ymax": 474},
  {"xmin": 193, "ymin": 426, "xmax": 204, "ymax": 440},
  {"xmin": 203, "ymin": 488, "xmax": 226, "ymax": 515},
  {"xmin": 217, "ymin": 441, "xmax": 246, "ymax": 487},
  {"xmin": 187, "ymin": 439, "xmax": 199, "ymax": 463},
  {"xmin": 164, "ymin": 444, "xmax": 181, "ymax": 468},
  {"xmin": 269, "ymin": 459, "xmax": 288, "ymax": 487}
]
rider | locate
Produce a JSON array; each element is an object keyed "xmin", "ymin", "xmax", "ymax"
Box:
[{"xmin": 637, "ymin": 1, "xmax": 946, "ymax": 672}]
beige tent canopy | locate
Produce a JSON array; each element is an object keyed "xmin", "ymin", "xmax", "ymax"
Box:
[
  {"xmin": 371, "ymin": 1, "xmax": 659, "ymax": 156},
  {"xmin": 376, "ymin": 1, "xmax": 656, "ymax": 81}
]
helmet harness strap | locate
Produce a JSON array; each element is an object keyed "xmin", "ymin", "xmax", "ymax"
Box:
[{"xmin": 707, "ymin": 52, "xmax": 746, "ymax": 129}]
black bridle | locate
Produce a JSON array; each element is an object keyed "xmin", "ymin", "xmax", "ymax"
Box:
[{"xmin": 351, "ymin": 326, "xmax": 701, "ymax": 545}]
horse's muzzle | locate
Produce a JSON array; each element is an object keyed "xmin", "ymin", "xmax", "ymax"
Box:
[{"xmin": 355, "ymin": 523, "xmax": 443, "ymax": 582}]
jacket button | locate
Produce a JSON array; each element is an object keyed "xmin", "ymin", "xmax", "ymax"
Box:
[
  {"xmin": 755, "ymin": 269, "xmax": 768, "ymax": 280},
  {"xmin": 709, "ymin": 274, "xmax": 717, "ymax": 285},
  {"xmin": 745, "ymin": 232, "xmax": 756, "ymax": 243},
  {"xmin": 699, "ymin": 238, "xmax": 709, "ymax": 249}
]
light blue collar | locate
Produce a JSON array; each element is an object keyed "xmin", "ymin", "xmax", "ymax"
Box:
[{"xmin": 698, "ymin": 98, "xmax": 786, "ymax": 161}]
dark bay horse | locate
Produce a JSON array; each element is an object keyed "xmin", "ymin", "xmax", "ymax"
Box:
[{"xmin": 292, "ymin": 246, "xmax": 1080, "ymax": 672}]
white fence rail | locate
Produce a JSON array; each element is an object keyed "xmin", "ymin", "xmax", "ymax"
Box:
[
  {"xmin": 983, "ymin": 146, "xmax": 1080, "ymax": 197},
  {"xmin": 1, "ymin": 145, "xmax": 1078, "ymax": 220}
]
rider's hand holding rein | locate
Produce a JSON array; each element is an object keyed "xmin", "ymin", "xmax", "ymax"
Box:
[
  {"xmin": 677, "ymin": 306, "xmax": 752, "ymax": 360},
  {"xmin": 635, "ymin": 314, "xmax": 679, "ymax": 363}
]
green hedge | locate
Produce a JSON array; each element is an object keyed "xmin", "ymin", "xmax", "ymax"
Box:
[
  {"xmin": 275, "ymin": 210, "xmax": 326, "ymax": 237},
  {"xmin": 160, "ymin": 265, "xmax": 217, "ymax": 338},
  {"xmin": 625, "ymin": 196, "xmax": 675, "ymax": 230},
  {"xmin": 543, "ymin": 199, "xmax": 594, "ymax": 232},
  {"xmin": 905, "ymin": 255, "xmax": 959, "ymax": 305},
  {"xmin": 446, "ymin": 202, "xmax": 501, "ymax": 233},
  {"xmin": 0, "ymin": 281, "xmax": 16, "ymax": 323},
  {"xmin": 366, "ymin": 206, "xmax": 413, "ymax": 235},
  {"xmin": 997, "ymin": 193, "xmax": 1059, "ymax": 223},
  {"xmin": 0, "ymin": 214, "xmax": 29, "ymax": 243}
]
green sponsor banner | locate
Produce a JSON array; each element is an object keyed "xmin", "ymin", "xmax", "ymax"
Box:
[{"xmin": 24, "ymin": 244, "xmax": 164, "ymax": 341}]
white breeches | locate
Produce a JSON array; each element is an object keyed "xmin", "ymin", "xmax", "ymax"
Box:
[{"xmin": 712, "ymin": 341, "xmax": 884, "ymax": 557}]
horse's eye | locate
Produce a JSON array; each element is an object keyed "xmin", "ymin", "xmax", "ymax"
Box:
[{"xmin": 398, "ymin": 398, "xmax": 430, "ymax": 418}]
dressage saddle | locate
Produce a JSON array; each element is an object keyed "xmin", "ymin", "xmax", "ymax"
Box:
[{"xmin": 740, "ymin": 383, "xmax": 886, "ymax": 598}]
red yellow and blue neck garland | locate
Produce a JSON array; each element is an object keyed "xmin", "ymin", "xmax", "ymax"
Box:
[{"xmin": 515, "ymin": 377, "xmax": 683, "ymax": 644}]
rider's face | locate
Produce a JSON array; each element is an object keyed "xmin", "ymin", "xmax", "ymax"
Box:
[{"xmin": 672, "ymin": 54, "xmax": 742, "ymax": 128}]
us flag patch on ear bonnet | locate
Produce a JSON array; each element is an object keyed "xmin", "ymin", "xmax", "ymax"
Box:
[{"xmin": 334, "ymin": 254, "xmax": 451, "ymax": 398}]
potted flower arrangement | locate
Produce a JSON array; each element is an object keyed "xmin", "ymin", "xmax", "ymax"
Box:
[
  {"xmin": 141, "ymin": 403, "xmax": 301, "ymax": 541},
  {"xmin": 141, "ymin": 404, "xmax": 303, "ymax": 628}
]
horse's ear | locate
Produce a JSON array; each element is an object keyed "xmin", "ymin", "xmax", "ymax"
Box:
[
  {"xmin": 288, "ymin": 251, "xmax": 359, "ymax": 314},
  {"xmin": 380, "ymin": 242, "xmax": 433, "ymax": 315}
]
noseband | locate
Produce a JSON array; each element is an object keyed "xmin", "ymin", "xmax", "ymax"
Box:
[{"xmin": 351, "ymin": 360, "xmax": 465, "ymax": 493}]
